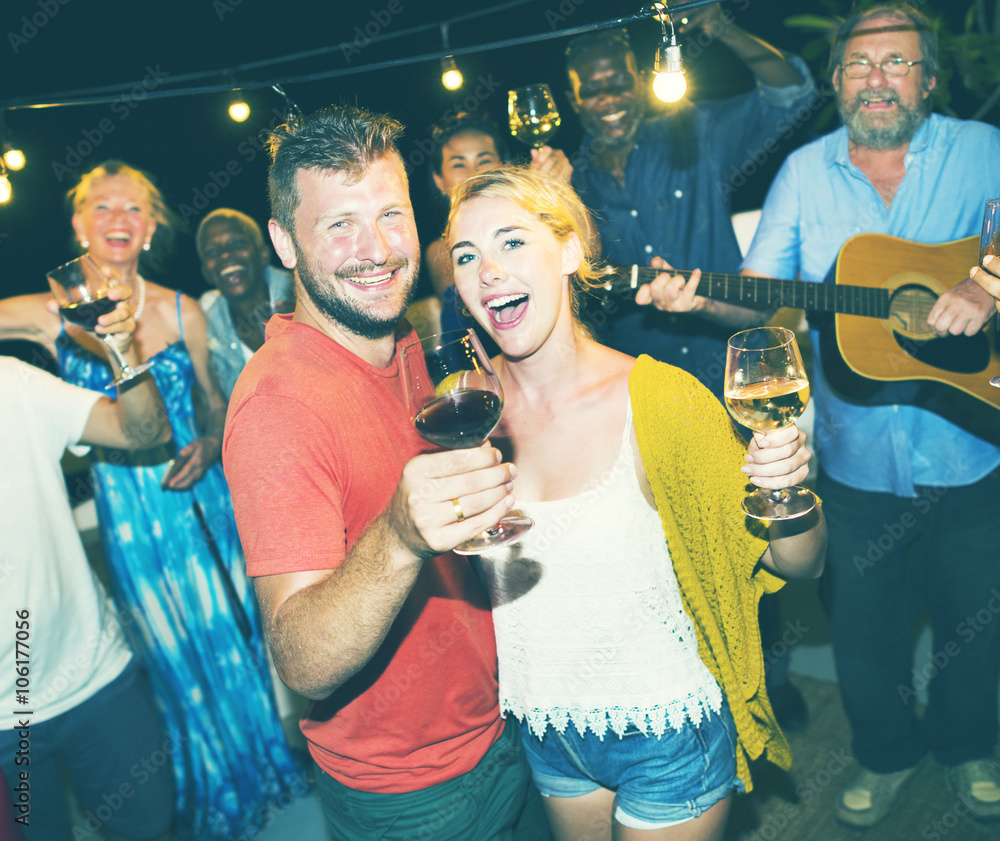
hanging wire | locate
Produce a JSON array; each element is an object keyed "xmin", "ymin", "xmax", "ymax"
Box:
[{"xmin": 2, "ymin": 0, "xmax": 723, "ymax": 112}]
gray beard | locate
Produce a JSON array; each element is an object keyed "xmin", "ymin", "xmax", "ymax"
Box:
[
  {"xmin": 839, "ymin": 89, "xmax": 929, "ymax": 150},
  {"xmin": 294, "ymin": 244, "xmax": 417, "ymax": 340}
]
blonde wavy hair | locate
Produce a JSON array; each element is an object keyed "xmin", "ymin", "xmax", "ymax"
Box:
[{"xmin": 66, "ymin": 160, "xmax": 179, "ymax": 272}]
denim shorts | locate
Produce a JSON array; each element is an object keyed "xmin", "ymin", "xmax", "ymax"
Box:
[{"xmin": 519, "ymin": 702, "xmax": 741, "ymax": 826}]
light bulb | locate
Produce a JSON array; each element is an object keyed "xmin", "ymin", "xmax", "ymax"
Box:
[
  {"xmin": 0, "ymin": 175, "xmax": 11, "ymax": 203},
  {"xmin": 653, "ymin": 34, "xmax": 686, "ymax": 103},
  {"xmin": 441, "ymin": 57, "xmax": 463, "ymax": 91},
  {"xmin": 229, "ymin": 99, "xmax": 250, "ymax": 122},
  {"xmin": 654, "ymin": 71, "xmax": 687, "ymax": 103},
  {"xmin": 3, "ymin": 147, "xmax": 24, "ymax": 171}
]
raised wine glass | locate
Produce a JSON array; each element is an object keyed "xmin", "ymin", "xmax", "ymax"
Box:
[
  {"xmin": 47, "ymin": 254, "xmax": 153, "ymax": 388},
  {"xmin": 400, "ymin": 328, "xmax": 533, "ymax": 554},
  {"xmin": 724, "ymin": 326, "xmax": 817, "ymax": 521},
  {"xmin": 508, "ymin": 84, "xmax": 561, "ymax": 149},
  {"xmin": 979, "ymin": 198, "xmax": 1000, "ymax": 387}
]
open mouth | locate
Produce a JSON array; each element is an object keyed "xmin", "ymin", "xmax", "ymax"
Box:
[
  {"xmin": 347, "ymin": 270, "xmax": 395, "ymax": 287},
  {"xmin": 105, "ymin": 232, "xmax": 132, "ymax": 245},
  {"xmin": 485, "ymin": 292, "xmax": 529, "ymax": 325},
  {"xmin": 219, "ymin": 264, "xmax": 249, "ymax": 286},
  {"xmin": 860, "ymin": 95, "xmax": 897, "ymax": 109}
]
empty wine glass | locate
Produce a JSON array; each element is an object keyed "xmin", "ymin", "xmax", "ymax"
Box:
[
  {"xmin": 508, "ymin": 84, "xmax": 561, "ymax": 149},
  {"xmin": 400, "ymin": 328, "xmax": 532, "ymax": 554},
  {"xmin": 47, "ymin": 254, "xmax": 153, "ymax": 388},
  {"xmin": 724, "ymin": 326, "xmax": 817, "ymax": 520},
  {"xmin": 979, "ymin": 198, "xmax": 1000, "ymax": 387}
]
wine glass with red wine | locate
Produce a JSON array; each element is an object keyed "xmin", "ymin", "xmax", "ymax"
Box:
[
  {"xmin": 401, "ymin": 329, "xmax": 532, "ymax": 554},
  {"xmin": 724, "ymin": 326, "xmax": 816, "ymax": 521},
  {"xmin": 47, "ymin": 254, "xmax": 154, "ymax": 388}
]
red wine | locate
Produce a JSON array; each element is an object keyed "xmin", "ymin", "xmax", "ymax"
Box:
[
  {"xmin": 415, "ymin": 389, "xmax": 503, "ymax": 449},
  {"xmin": 59, "ymin": 296, "xmax": 117, "ymax": 329}
]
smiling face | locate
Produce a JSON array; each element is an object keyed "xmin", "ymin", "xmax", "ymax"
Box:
[
  {"xmin": 198, "ymin": 218, "xmax": 268, "ymax": 302},
  {"xmin": 269, "ymin": 154, "xmax": 419, "ymax": 341},
  {"xmin": 834, "ymin": 13, "xmax": 935, "ymax": 150},
  {"xmin": 567, "ymin": 46, "xmax": 645, "ymax": 150},
  {"xmin": 449, "ymin": 196, "xmax": 580, "ymax": 360},
  {"xmin": 433, "ymin": 130, "xmax": 501, "ymax": 196},
  {"xmin": 71, "ymin": 174, "xmax": 156, "ymax": 273}
]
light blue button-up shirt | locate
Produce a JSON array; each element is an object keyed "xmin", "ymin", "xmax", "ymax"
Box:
[{"xmin": 743, "ymin": 113, "xmax": 1000, "ymax": 496}]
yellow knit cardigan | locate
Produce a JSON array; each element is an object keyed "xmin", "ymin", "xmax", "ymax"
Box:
[{"xmin": 630, "ymin": 355, "xmax": 791, "ymax": 791}]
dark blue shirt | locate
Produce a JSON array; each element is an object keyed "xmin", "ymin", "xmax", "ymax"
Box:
[{"xmin": 572, "ymin": 57, "xmax": 816, "ymax": 396}]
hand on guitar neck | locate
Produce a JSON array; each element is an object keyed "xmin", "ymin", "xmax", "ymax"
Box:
[
  {"xmin": 634, "ymin": 256, "xmax": 770, "ymax": 330},
  {"xmin": 971, "ymin": 255, "xmax": 1000, "ymax": 315}
]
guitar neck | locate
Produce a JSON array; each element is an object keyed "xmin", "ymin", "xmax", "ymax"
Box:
[{"xmin": 604, "ymin": 266, "xmax": 891, "ymax": 317}]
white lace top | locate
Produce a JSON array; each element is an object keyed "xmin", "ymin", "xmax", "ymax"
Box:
[{"xmin": 481, "ymin": 399, "xmax": 722, "ymax": 740}]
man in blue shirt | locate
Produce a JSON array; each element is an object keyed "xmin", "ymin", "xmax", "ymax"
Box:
[
  {"xmin": 565, "ymin": 3, "xmax": 816, "ymax": 396},
  {"xmin": 741, "ymin": 4, "xmax": 1000, "ymax": 828}
]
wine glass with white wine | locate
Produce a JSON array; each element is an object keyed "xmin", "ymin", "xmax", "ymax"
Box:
[
  {"xmin": 724, "ymin": 326, "xmax": 817, "ymax": 520},
  {"xmin": 979, "ymin": 198, "xmax": 1000, "ymax": 387},
  {"xmin": 508, "ymin": 84, "xmax": 561, "ymax": 149}
]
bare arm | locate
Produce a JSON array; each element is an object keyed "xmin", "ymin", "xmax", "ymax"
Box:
[
  {"xmin": 680, "ymin": 3, "xmax": 805, "ymax": 88},
  {"xmin": 79, "ymin": 287, "xmax": 172, "ymax": 450},
  {"xmin": 0, "ymin": 294, "xmax": 60, "ymax": 358},
  {"xmin": 164, "ymin": 295, "xmax": 227, "ymax": 489},
  {"xmin": 253, "ymin": 446, "xmax": 517, "ymax": 699}
]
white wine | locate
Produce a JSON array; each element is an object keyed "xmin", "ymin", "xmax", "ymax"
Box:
[
  {"xmin": 510, "ymin": 113, "xmax": 561, "ymax": 148},
  {"xmin": 725, "ymin": 378, "xmax": 810, "ymax": 431}
]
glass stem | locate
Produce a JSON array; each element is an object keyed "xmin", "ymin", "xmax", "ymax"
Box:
[{"xmin": 101, "ymin": 334, "xmax": 132, "ymax": 374}]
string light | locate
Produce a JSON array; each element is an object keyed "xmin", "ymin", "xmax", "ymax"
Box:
[
  {"xmin": 3, "ymin": 146, "xmax": 25, "ymax": 171},
  {"xmin": 0, "ymin": 163, "xmax": 11, "ymax": 203},
  {"xmin": 652, "ymin": 4, "xmax": 686, "ymax": 103},
  {"xmin": 440, "ymin": 24, "xmax": 463, "ymax": 90},
  {"xmin": 228, "ymin": 96, "xmax": 251, "ymax": 122}
]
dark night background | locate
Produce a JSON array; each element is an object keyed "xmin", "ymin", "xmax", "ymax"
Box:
[{"xmin": 0, "ymin": 0, "xmax": 977, "ymax": 304}]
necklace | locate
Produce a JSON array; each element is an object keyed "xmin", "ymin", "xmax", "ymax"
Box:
[{"xmin": 133, "ymin": 274, "xmax": 146, "ymax": 321}]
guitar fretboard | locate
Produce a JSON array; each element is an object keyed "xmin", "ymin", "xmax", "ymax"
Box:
[{"xmin": 602, "ymin": 267, "xmax": 892, "ymax": 318}]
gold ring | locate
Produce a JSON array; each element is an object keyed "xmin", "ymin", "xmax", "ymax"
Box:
[{"xmin": 452, "ymin": 497, "xmax": 464, "ymax": 522}]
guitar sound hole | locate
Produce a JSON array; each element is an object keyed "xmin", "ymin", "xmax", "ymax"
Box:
[{"xmin": 888, "ymin": 285, "xmax": 937, "ymax": 338}]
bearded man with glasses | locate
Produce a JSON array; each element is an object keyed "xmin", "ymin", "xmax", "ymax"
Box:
[{"xmin": 740, "ymin": 4, "xmax": 1000, "ymax": 828}]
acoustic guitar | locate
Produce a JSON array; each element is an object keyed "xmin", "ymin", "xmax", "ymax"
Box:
[{"xmin": 596, "ymin": 233, "xmax": 1000, "ymax": 444}]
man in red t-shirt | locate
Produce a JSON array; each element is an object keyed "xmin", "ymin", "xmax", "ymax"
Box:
[{"xmin": 222, "ymin": 104, "xmax": 548, "ymax": 839}]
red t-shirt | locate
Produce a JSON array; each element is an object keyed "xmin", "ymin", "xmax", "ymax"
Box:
[{"xmin": 222, "ymin": 314, "xmax": 502, "ymax": 793}]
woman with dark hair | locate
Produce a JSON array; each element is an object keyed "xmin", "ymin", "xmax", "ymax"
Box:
[{"xmin": 0, "ymin": 161, "xmax": 298, "ymax": 840}]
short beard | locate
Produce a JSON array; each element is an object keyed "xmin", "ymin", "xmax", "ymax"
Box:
[
  {"xmin": 294, "ymin": 244, "xmax": 417, "ymax": 340},
  {"xmin": 838, "ymin": 88, "xmax": 929, "ymax": 150}
]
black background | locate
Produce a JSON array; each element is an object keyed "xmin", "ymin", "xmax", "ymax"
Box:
[{"xmin": 0, "ymin": 0, "xmax": 959, "ymax": 302}]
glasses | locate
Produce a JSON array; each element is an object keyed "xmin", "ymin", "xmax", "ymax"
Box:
[{"xmin": 840, "ymin": 57, "xmax": 923, "ymax": 78}]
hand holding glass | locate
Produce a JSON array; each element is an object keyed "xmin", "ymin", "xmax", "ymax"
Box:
[
  {"xmin": 508, "ymin": 84, "xmax": 561, "ymax": 149},
  {"xmin": 400, "ymin": 329, "xmax": 532, "ymax": 554},
  {"xmin": 979, "ymin": 198, "xmax": 1000, "ymax": 387},
  {"xmin": 47, "ymin": 254, "xmax": 153, "ymax": 388},
  {"xmin": 724, "ymin": 327, "xmax": 817, "ymax": 520}
]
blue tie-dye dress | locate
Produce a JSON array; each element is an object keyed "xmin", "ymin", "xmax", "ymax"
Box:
[{"xmin": 56, "ymin": 294, "xmax": 300, "ymax": 840}]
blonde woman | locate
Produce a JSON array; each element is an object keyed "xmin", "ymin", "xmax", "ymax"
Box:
[{"xmin": 446, "ymin": 166, "xmax": 826, "ymax": 841}]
